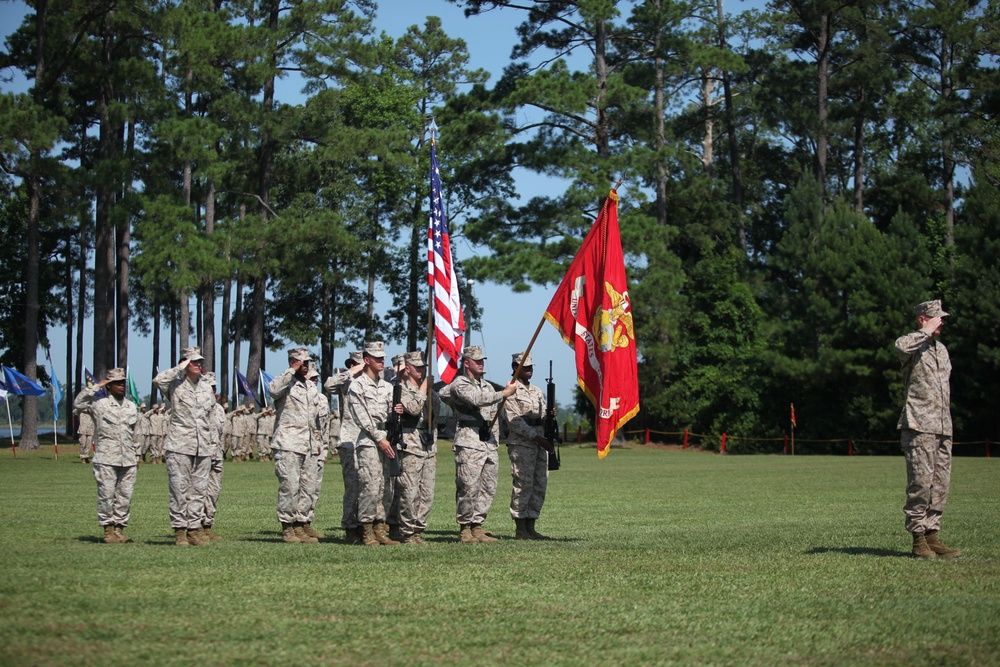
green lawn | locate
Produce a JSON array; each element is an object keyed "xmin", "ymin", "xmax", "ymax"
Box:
[{"xmin": 1, "ymin": 443, "xmax": 997, "ymax": 666}]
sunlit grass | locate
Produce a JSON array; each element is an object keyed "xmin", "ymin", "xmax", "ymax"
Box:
[{"xmin": 1, "ymin": 443, "xmax": 997, "ymax": 666}]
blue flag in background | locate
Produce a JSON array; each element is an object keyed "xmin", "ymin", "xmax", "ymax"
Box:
[
  {"xmin": 49, "ymin": 364, "xmax": 63, "ymax": 421},
  {"xmin": 2, "ymin": 366, "xmax": 45, "ymax": 397},
  {"xmin": 260, "ymin": 370, "xmax": 275, "ymax": 401},
  {"xmin": 236, "ymin": 368, "xmax": 262, "ymax": 408},
  {"xmin": 84, "ymin": 368, "xmax": 106, "ymax": 398}
]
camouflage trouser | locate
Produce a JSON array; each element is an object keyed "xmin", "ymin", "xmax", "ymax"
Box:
[
  {"xmin": 148, "ymin": 436, "xmax": 164, "ymax": 461},
  {"xmin": 901, "ymin": 429, "xmax": 952, "ymax": 534},
  {"xmin": 356, "ymin": 446, "xmax": 386, "ymax": 524},
  {"xmin": 257, "ymin": 436, "xmax": 272, "ymax": 460},
  {"xmin": 398, "ymin": 451, "xmax": 436, "ymax": 537},
  {"xmin": 165, "ymin": 452, "xmax": 212, "ymax": 529},
  {"xmin": 273, "ymin": 449, "xmax": 316, "ymax": 524},
  {"xmin": 338, "ymin": 446, "xmax": 360, "ymax": 529},
  {"xmin": 454, "ymin": 446, "xmax": 498, "ymax": 526},
  {"xmin": 242, "ymin": 435, "xmax": 257, "ymax": 460},
  {"xmin": 93, "ymin": 463, "xmax": 137, "ymax": 526},
  {"xmin": 508, "ymin": 443, "xmax": 549, "ymax": 520},
  {"xmin": 80, "ymin": 435, "xmax": 93, "ymax": 460},
  {"xmin": 204, "ymin": 457, "xmax": 224, "ymax": 527},
  {"xmin": 303, "ymin": 455, "xmax": 325, "ymax": 524},
  {"xmin": 382, "ymin": 450, "xmax": 399, "ymax": 525}
]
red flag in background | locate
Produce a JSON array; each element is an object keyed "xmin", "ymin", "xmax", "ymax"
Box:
[
  {"xmin": 790, "ymin": 403, "xmax": 797, "ymax": 428},
  {"xmin": 544, "ymin": 190, "xmax": 638, "ymax": 458}
]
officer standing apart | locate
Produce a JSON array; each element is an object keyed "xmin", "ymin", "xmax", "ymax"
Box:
[
  {"xmin": 504, "ymin": 352, "xmax": 556, "ymax": 540},
  {"xmin": 202, "ymin": 372, "xmax": 226, "ymax": 541},
  {"xmin": 895, "ymin": 299, "xmax": 961, "ymax": 559},
  {"xmin": 448, "ymin": 345, "xmax": 517, "ymax": 544},
  {"xmin": 153, "ymin": 346, "xmax": 217, "ymax": 547},
  {"xmin": 396, "ymin": 350, "xmax": 440, "ymax": 545},
  {"xmin": 269, "ymin": 348, "xmax": 322, "ymax": 544},
  {"xmin": 346, "ymin": 342, "xmax": 403, "ymax": 546},
  {"xmin": 73, "ymin": 368, "xmax": 140, "ymax": 544}
]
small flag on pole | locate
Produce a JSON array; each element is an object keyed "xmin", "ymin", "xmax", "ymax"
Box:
[
  {"xmin": 260, "ymin": 369, "xmax": 275, "ymax": 403},
  {"xmin": 85, "ymin": 368, "xmax": 106, "ymax": 398},
  {"xmin": 237, "ymin": 369, "xmax": 262, "ymax": 407},
  {"xmin": 1, "ymin": 366, "xmax": 46, "ymax": 396},
  {"xmin": 544, "ymin": 189, "xmax": 638, "ymax": 459},
  {"xmin": 126, "ymin": 368, "xmax": 142, "ymax": 406},
  {"xmin": 49, "ymin": 363, "xmax": 63, "ymax": 422},
  {"xmin": 790, "ymin": 403, "xmax": 797, "ymax": 429}
]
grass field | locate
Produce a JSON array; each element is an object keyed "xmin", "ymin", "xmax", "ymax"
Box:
[{"xmin": 1, "ymin": 442, "xmax": 998, "ymax": 666}]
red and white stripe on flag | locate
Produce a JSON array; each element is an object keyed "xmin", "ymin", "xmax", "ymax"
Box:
[{"xmin": 427, "ymin": 143, "xmax": 465, "ymax": 382}]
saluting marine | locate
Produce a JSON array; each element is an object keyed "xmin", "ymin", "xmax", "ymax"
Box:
[
  {"xmin": 73, "ymin": 368, "xmax": 140, "ymax": 544},
  {"xmin": 325, "ymin": 351, "xmax": 365, "ymax": 544}
]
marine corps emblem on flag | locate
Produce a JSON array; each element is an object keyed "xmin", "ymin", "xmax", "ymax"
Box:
[{"xmin": 544, "ymin": 189, "xmax": 639, "ymax": 458}]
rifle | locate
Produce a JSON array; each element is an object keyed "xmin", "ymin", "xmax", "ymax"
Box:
[
  {"xmin": 386, "ymin": 372, "xmax": 403, "ymax": 477},
  {"xmin": 545, "ymin": 361, "xmax": 561, "ymax": 471}
]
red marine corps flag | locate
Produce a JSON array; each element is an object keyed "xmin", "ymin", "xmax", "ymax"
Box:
[{"xmin": 544, "ymin": 189, "xmax": 638, "ymax": 459}]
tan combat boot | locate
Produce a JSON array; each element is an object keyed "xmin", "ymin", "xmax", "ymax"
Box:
[
  {"xmin": 526, "ymin": 518, "xmax": 551, "ymax": 540},
  {"xmin": 203, "ymin": 526, "xmax": 222, "ymax": 541},
  {"xmin": 911, "ymin": 532, "xmax": 936, "ymax": 559},
  {"xmin": 402, "ymin": 533, "xmax": 427, "ymax": 545},
  {"xmin": 302, "ymin": 523, "xmax": 324, "ymax": 540},
  {"xmin": 281, "ymin": 522, "xmax": 301, "ymax": 543},
  {"xmin": 924, "ymin": 530, "xmax": 961, "ymax": 558},
  {"xmin": 293, "ymin": 522, "xmax": 319, "ymax": 543},
  {"xmin": 459, "ymin": 524, "xmax": 478, "ymax": 544},
  {"xmin": 471, "ymin": 524, "xmax": 498, "ymax": 543},
  {"xmin": 103, "ymin": 525, "xmax": 121, "ymax": 544},
  {"xmin": 187, "ymin": 527, "xmax": 210, "ymax": 546},
  {"xmin": 373, "ymin": 522, "xmax": 400, "ymax": 545},
  {"xmin": 513, "ymin": 518, "xmax": 532, "ymax": 540},
  {"xmin": 174, "ymin": 527, "xmax": 190, "ymax": 546},
  {"xmin": 361, "ymin": 522, "xmax": 380, "ymax": 546},
  {"xmin": 113, "ymin": 526, "xmax": 130, "ymax": 543}
]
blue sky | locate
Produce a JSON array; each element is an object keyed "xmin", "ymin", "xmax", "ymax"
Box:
[{"xmin": 1, "ymin": 0, "xmax": 600, "ymax": 408}]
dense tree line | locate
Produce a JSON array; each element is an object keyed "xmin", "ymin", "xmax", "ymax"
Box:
[{"xmin": 2, "ymin": 0, "xmax": 997, "ymax": 450}]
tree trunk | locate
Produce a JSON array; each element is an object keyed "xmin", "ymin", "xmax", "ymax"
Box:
[
  {"xmin": 201, "ymin": 179, "xmax": 216, "ymax": 372},
  {"xmin": 116, "ymin": 112, "xmax": 134, "ymax": 370},
  {"xmin": 64, "ymin": 232, "xmax": 74, "ymax": 435},
  {"xmin": 940, "ymin": 35, "xmax": 954, "ymax": 247},
  {"xmin": 717, "ymin": 0, "xmax": 745, "ymax": 250},
  {"xmin": 594, "ymin": 18, "xmax": 610, "ymax": 161},
  {"xmin": 220, "ymin": 273, "xmax": 231, "ymax": 405},
  {"xmin": 816, "ymin": 11, "xmax": 830, "ymax": 201},
  {"xmin": 150, "ymin": 300, "xmax": 160, "ymax": 405},
  {"xmin": 853, "ymin": 99, "xmax": 865, "ymax": 214},
  {"xmin": 232, "ymin": 274, "xmax": 244, "ymax": 409},
  {"xmin": 701, "ymin": 71, "xmax": 715, "ymax": 172}
]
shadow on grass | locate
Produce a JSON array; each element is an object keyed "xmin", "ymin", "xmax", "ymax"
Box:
[{"xmin": 806, "ymin": 546, "xmax": 910, "ymax": 558}]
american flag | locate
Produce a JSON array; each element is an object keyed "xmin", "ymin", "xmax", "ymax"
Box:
[{"xmin": 428, "ymin": 142, "xmax": 465, "ymax": 383}]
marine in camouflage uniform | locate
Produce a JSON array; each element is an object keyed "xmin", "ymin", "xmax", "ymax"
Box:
[
  {"xmin": 73, "ymin": 368, "xmax": 140, "ymax": 544},
  {"xmin": 325, "ymin": 352, "xmax": 364, "ymax": 543},
  {"xmin": 395, "ymin": 351, "xmax": 440, "ymax": 545},
  {"xmin": 503, "ymin": 352, "xmax": 556, "ymax": 540},
  {"xmin": 202, "ymin": 373, "xmax": 226, "ymax": 541},
  {"xmin": 153, "ymin": 346, "xmax": 217, "ymax": 547},
  {"xmin": 445, "ymin": 345, "xmax": 517, "ymax": 544},
  {"xmin": 257, "ymin": 408, "xmax": 275, "ymax": 461},
  {"xmin": 77, "ymin": 410, "xmax": 95, "ymax": 463},
  {"xmin": 895, "ymin": 300, "xmax": 961, "ymax": 559},
  {"xmin": 269, "ymin": 348, "xmax": 322, "ymax": 544},
  {"xmin": 345, "ymin": 341, "xmax": 401, "ymax": 546},
  {"xmin": 223, "ymin": 407, "xmax": 238, "ymax": 460},
  {"xmin": 134, "ymin": 404, "xmax": 151, "ymax": 462},
  {"xmin": 300, "ymin": 362, "xmax": 329, "ymax": 540}
]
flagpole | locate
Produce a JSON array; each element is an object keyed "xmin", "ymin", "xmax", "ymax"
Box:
[{"xmin": 425, "ymin": 127, "xmax": 438, "ymax": 431}]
